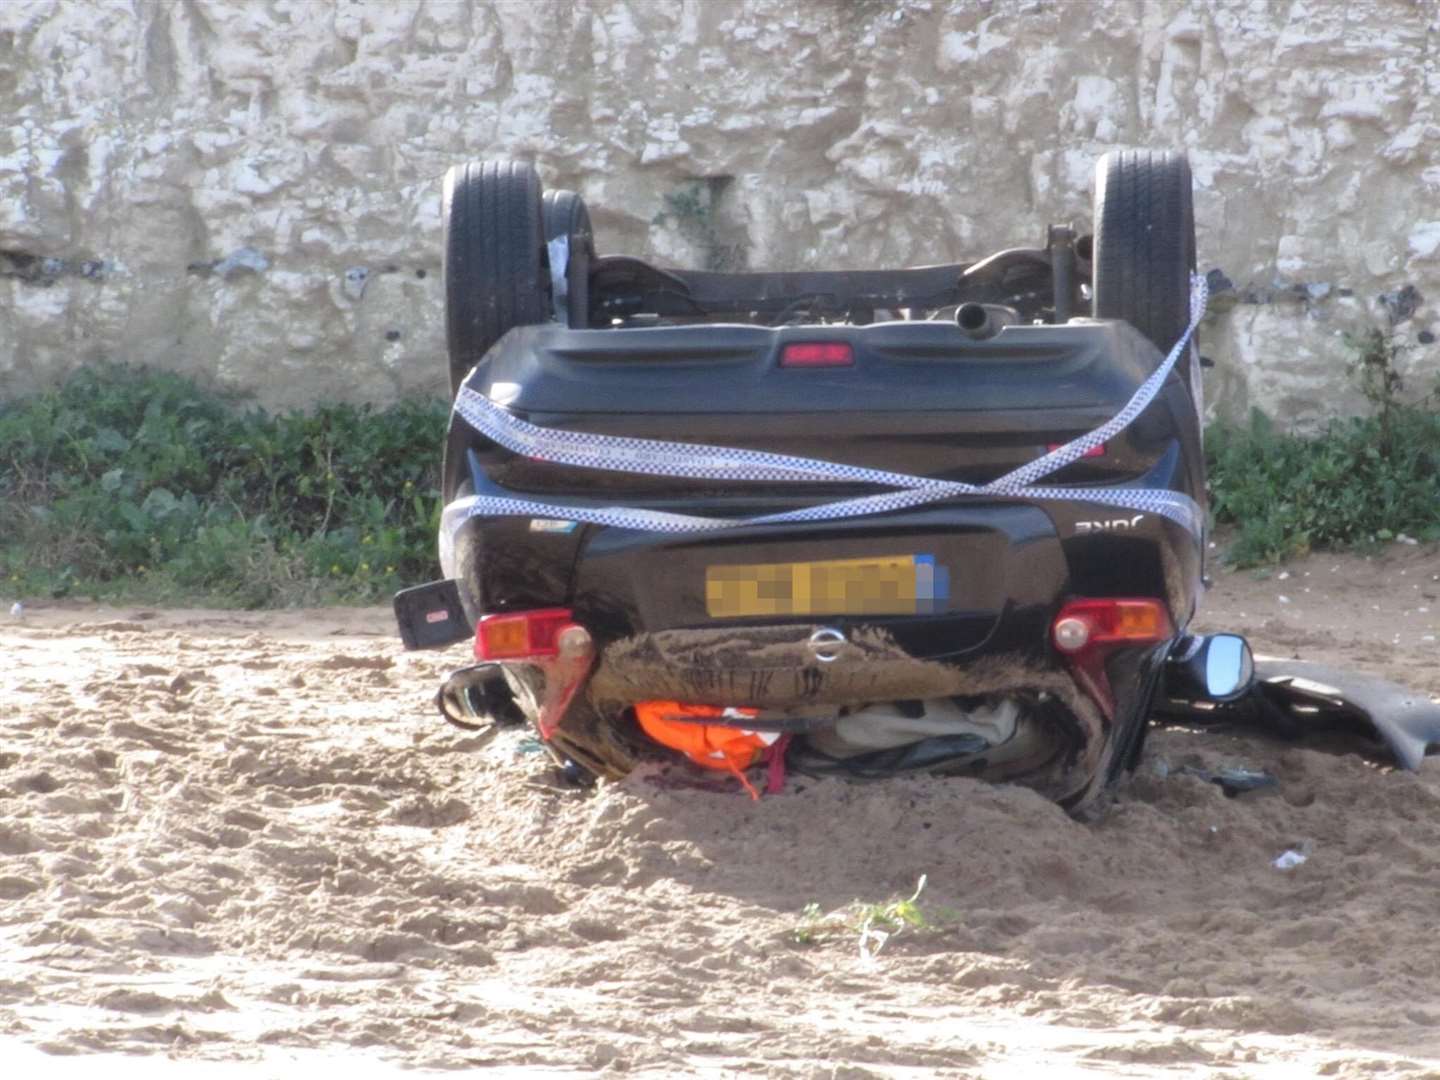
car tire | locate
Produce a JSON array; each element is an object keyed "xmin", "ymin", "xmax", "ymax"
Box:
[
  {"xmin": 442, "ymin": 161, "xmax": 549, "ymax": 397},
  {"xmin": 1091, "ymin": 150, "xmax": 1196, "ymax": 354},
  {"xmin": 541, "ymin": 189, "xmax": 595, "ymax": 329}
]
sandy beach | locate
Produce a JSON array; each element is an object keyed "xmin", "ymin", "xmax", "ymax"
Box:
[{"xmin": 4, "ymin": 544, "xmax": 1440, "ymax": 1077}]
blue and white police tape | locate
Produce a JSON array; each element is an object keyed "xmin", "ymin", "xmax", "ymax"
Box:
[{"xmin": 439, "ymin": 272, "xmax": 1208, "ymax": 575}]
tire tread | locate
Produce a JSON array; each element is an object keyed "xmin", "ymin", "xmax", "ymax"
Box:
[
  {"xmin": 541, "ymin": 189, "xmax": 595, "ymax": 329},
  {"xmin": 1092, "ymin": 149, "xmax": 1194, "ymax": 352},
  {"xmin": 443, "ymin": 161, "xmax": 547, "ymax": 395}
]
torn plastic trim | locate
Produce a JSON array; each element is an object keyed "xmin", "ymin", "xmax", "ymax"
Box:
[{"xmin": 1252, "ymin": 658, "xmax": 1440, "ymax": 771}]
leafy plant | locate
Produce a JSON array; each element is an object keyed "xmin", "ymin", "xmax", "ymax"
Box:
[
  {"xmin": 1344, "ymin": 326, "xmax": 1408, "ymax": 457},
  {"xmin": 1207, "ymin": 405, "xmax": 1440, "ymax": 566},
  {"xmin": 653, "ymin": 177, "xmax": 747, "ymax": 273},
  {"xmin": 1206, "ymin": 321, "xmax": 1440, "ymax": 567},
  {"xmin": 792, "ymin": 901, "xmax": 827, "ymax": 946},
  {"xmin": 0, "ymin": 363, "xmax": 447, "ymax": 606},
  {"xmin": 791, "ymin": 875, "xmax": 933, "ymax": 959}
]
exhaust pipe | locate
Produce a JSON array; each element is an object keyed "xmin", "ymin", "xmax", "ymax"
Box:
[{"xmin": 955, "ymin": 302, "xmax": 1018, "ymax": 340}]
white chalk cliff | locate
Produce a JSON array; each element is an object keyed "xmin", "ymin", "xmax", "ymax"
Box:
[{"xmin": 2, "ymin": 0, "xmax": 1437, "ymax": 423}]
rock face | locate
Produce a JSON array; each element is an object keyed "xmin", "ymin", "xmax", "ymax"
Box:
[{"xmin": 1, "ymin": 0, "xmax": 1437, "ymax": 423}]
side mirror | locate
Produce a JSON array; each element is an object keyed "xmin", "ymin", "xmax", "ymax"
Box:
[{"xmin": 1164, "ymin": 633, "xmax": 1255, "ymax": 703}]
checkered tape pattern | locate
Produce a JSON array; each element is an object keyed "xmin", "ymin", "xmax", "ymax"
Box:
[
  {"xmin": 453, "ymin": 387, "xmax": 969, "ymax": 491},
  {"xmin": 442, "ymin": 273, "xmax": 1207, "ymax": 558},
  {"xmin": 986, "ymin": 273, "xmax": 1209, "ymax": 492}
]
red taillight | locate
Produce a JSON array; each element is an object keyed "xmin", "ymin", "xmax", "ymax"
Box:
[
  {"xmin": 1052, "ymin": 598, "xmax": 1172, "ymax": 653},
  {"xmin": 1051, "ymin": 598, "xmax": 1174, "ymax": 718},
  {"xmin": 475, "ymin": 608, "xmax": 575, "ymax": 660},
  {"xmin": 1046, "ymin": 442, "xmax": 1105, "ymax": 458},
  {"xmin": 780, "ymin": 342, "xmax": 853, "ymax": 367}
]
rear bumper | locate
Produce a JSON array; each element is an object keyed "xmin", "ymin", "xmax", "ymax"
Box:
[
  {"xmin": 434, "ymin": 505, "xmax": 1181, "ymax": 798},
  {"xmin": 589, "ymin": 623, "xmax": 1038, "ymax": 709},
  {"xmin": 448, "ymin": 487, "xmax": 1200, "ymax": 642}
]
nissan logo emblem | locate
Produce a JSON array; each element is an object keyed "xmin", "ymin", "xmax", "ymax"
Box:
[{"xmin": 808, "ymin": 627, "xmax": 846, "ymax": 663}]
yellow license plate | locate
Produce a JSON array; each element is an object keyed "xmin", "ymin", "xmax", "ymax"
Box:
[{"xmin": 705, "ymin": 554, "xmax": 946, "ymax": 618}]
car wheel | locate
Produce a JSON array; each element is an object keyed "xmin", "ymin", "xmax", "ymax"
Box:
[
  {"xmin": 541, "ymin": 189, "xmax": 595, "ymax": 329},
  {"xmin": 1091, "ymin": 149, "xmax": 1196, "ymax": 354},
  {"xmin": 442, "ymin": 161, "xmax": 549, "ymax": 397}
]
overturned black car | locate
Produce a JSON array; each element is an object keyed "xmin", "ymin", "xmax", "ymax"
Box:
[{"xmin": 397, "ymin": 150, "xmax": 1266, "ymax": 814}]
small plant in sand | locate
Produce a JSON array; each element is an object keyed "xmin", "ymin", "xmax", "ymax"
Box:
[{"xmin": 792, "ymin": 875, "xmax": 933, "ymax": 959}]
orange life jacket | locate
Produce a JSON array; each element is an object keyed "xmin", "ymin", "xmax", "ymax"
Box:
[{"xmin": 633, "ymin": 700, "xmax": 782, "ymax": 799}]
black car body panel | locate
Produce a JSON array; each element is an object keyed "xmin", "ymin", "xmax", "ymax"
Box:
[
  {"xmin": 438, "ymin": 316, "xmax": 1204, "ymax": 810},
  {"xmin": 445, "ymin": 319, "xmax": 1202, "ymax": 497},
  {"xmin": 420, "ymin": 152, "xmax": 1214, "ymax": 813},
  {"xmin": 446, "ymin": 316, "xmax": 1204, "ymax": 635}
]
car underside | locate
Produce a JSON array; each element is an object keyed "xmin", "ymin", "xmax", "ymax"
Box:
[{"xmin": 396, "ymin": 150, "xmax": 1265, "ymax": 816}]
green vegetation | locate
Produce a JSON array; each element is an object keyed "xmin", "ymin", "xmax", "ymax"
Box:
[
  {"xmin": 3, "ymin": 339, "xmax": 1439, "ymax": 607},
  {"xmin": 792, "ymin": 876, "xmax": 937, "ymax": 955},
  {"xmin": 0, "ymin": 364, "xmax": 447, "ymax": 607},
  {"xmin": 1208, "ymin": 328, "xmax": 1440, "ymax": 566},
  {"xmin": 1207, "ymin": 408, "xmax": 1440, "ymax": 565},
  {"xmin": 654, "ymin": 177, "xmax": 747, "ymax": 273}
]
